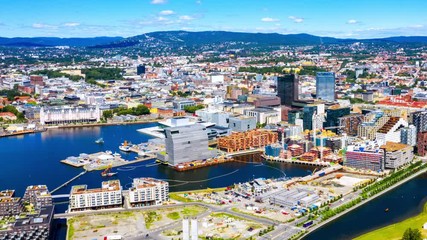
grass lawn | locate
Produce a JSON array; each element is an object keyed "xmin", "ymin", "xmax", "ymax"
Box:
[{"xmin": 354, "ymin": 202, "xmax": 427, "ymax": 240}]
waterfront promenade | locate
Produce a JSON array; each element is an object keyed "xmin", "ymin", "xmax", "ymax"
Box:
[{"xmin": 301, "ymin": 166, "xmax": 427, "ymax": 240}]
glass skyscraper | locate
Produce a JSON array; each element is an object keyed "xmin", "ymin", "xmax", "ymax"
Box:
[
  {"xmin": 277, "ymin": 74, "xmax": 298, "ymax": 106},
  {"xmin": 316, "ymin": 72, "xmax": 336, "ymax": 102}
]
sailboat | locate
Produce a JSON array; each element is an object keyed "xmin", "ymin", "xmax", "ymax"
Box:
[
  {"xmin": 95, "ymin": 138, "xmax": 104, "ymax": 144},
  {"xmin": 101, "ymin": 166, "xmax": 117, "ymax": 177}
]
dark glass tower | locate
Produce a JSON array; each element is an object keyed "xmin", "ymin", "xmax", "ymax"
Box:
[
  {"xmin": 316, "ymin": 72, "xmax": 336, "ymax": 101},
  {"xmin": 137, "ymin": 64, "xmax": 146, "ymax": 75},
  {"xmin": 277, "ymin": 74, "xmax": 298, "ymax": 106}
]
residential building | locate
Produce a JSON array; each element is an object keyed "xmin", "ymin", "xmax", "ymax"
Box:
[
  {"xmin": 39, "ymin": 106, "xmax": 101, "ymax": 125},
  {"xmin": 400, "ymin": 125, "xmax": 417, "ymax": 147},
  {"xmin": 316, "ymin": 72, "xmax": 335, "ymax": 102},
  {"xmin": 417, "ymin": 131, "xmax": 427, "ymax": 156},
  {"xmin": 338, "ymin": 114, "xmax": 363, "ymax": 136},
  {"xmin": 380, "ymin": 142, "xmax": 413, "ymax": 169},
  {"xmin": 68, "ymin": 180, "xmax": 122, "ymax": 212},
  {"xmin": 375, "ymin": 117, "xmax": 408, "ymax": 145},
  {"xmin": 163, "ymin": 124, "xmax": 217, "ymax": 165},
  {"xmin": 128, "ymin": 178, "xmax": 169, "ymax": 207},
  {"xmin": 412, "ymin": 110, "xmax": 427, "ymax": 133},
  {"xmin": 277, "ymin": 74, "xmax": 298, "ymax": 106},
  {"xmin": 228, "ymin": 116, "xmax": 256, "ymax": 132},
  {"xmin": 23, "ymin": 185, "xmax": 52, "ymax": 211},
  {"xmin": 0, "ymin": 190, "xmax": 21, "ymax": 216}
]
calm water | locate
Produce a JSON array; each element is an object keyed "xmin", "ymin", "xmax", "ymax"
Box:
[
  {"xmin": 0, "ymin": 123, "xmax": 314, "ymax": 211},
  {"xmin": 303, "ymin": 173, "xmax": 427, "ymax": 240}
]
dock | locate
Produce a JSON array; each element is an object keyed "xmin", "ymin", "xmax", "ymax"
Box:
[
  {"xmin": 262, "ymin": 154, "xmax": 331, "ymax": 167},
  {"xmin": 51, "ymin": 171, "xmax": 87, "ymax": 194},
  {"xmin": 174, "ymin": 157, "xmax": 234, "ymax": 172},
  {"xmin": 61, "ymin": 151, "xmax": 157, "ymax": 172}
]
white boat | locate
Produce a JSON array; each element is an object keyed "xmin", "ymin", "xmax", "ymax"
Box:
[
  {"xmin": 119, "ymin": 145, "xmax": 131, "ymax": 152},
  {"xmin": 95, "ymin": 138, "xmax": 104, "ymax": 144}
]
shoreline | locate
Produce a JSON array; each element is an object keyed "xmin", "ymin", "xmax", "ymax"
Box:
[
  {"xmin": 300, "ymin": 167, "xmax": 427, "ymax": 239},
  {"xmin": 48, "ymin": 119, "xmax": 159, "ymax": 129}
]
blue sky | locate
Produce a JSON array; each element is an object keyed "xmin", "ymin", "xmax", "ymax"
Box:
[{"xmin": 0, "ymin": 0, "xmax": 426, "ymax": 38}]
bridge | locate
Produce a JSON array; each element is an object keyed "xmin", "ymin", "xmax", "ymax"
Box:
[
  {"xmin": 52, "ymin": 194, "xmax": 70, "ymax": 199},
  {"xmin": 51, "ymin": 171, "xmax": 87, "ymax": 194}
]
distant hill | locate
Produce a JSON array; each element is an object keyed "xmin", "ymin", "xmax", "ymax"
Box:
[
  {"xmin": 1, "ymin": 31, "xmax": 427, "ymax": 48},
  {"xmin": 0, "ymin": 37, "xmax": 124, "ymax": 47},
  {"xmin": 90, "ymin": 31, "xmax": 344, "ymax": 48}
]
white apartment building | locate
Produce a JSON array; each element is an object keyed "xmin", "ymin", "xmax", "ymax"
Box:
[
  {"xmin": 69, "ymin": 180, "xmax": 122, "ymax": 212},
  {"xmin": 128, "ymin": 178, "xmax": 169, "ymax": 207},
  {"xmin": 244, "ymin": 107, "xmax": 281, "ymax": 124},
  {"xmin": 40, "ymin": 106, "xmax": 101, "ymax": 125}
]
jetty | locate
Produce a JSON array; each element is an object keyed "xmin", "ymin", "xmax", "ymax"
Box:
[
  {"xmin": 262, "ymin": 154, "xmax": 331, "ymax": 167},
  {"xmin": 51, "ymin": 171, "xmax": 87, "ymax": 194}
]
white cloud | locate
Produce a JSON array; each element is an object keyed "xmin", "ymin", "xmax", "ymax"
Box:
[
  {"xmin": 151, "ymin": 0, "xmax": 166, "ymax": 4},
  {"xmin": 157, "ymin": 16, "xmax": 169, "ymax": 21},
  {"xmin": 261, "ymin": 17, "xmax": 279, "ymax": 22},
  {"xmin": 63, "ymin": 22, "xmax": 80, "ymax": 27},
  {"xmin": 347, "ymin": 19, "xmax": 359, "ymax": 24},
  {"xmin": 288, "ymin": 16, "xmax": 304, "ymax": 23},
  {"xmin": 179, "ymin": 15, "xmax": 194, "ymax": 21},
  {"xmin": 159, "ymin": 10, "xmax": 175, "ymax": 15},
  {"xmin": 32, "ymin": 23, "xmax": 57, "ymax": 29}
]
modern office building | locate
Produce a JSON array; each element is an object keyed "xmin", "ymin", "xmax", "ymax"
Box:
[
  {"xmin": 68, "ymin": 180, "xmax": 122, "ymax": 212},
  {"xmin": 128, "ymin": 178, "xmax": 169, "ymax": 207},
  {"xmin": 345, "ymin": 150, "xmax": 384, "ymax": 171},
  {"xmin": 195, "ymin": 108, "xmax": 230, "ymax": 127},
  {"xmin": 137, "ymin": 64, "xmax": 146, "ymax": 75},
  {"xmin": 303, "ymin": 104, "xmax": 325, "ymax": 131},
  {"xmin": 39, "ymin": 106, "xmax": 101, "ymax": 125},
  {"xmin": 172, "ymin": 100, "xmax": 196, "ymax": 110},
  {"xmin": 163, "ymin": 124, "xmax": 217, "ymax": 165},
  {"xmin": 244, "ymin": 107, "xmax": 281, "ymax": 124},
  {"xmin": 228, "ymin": 116, "xmax": 256, "ymax": 132},
  {"xmin": 277, "ymin": 74, "xmax": 298, "ymax": 106},
  {"xmin": 316, "ymin": 72, "xmax": 335, "ymax": 102},
  {"xmin": 324, "ymin": 106, "xmax": 350, "ymax": 131},
  {"xmin": 380, "ymin": 142, "xmax": 413, "ymax": 169},
  {"xmin": 400, "ymin": 125, "xmax": 417, "ymax": 147}
]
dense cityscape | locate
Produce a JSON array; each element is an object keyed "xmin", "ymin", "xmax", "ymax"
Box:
[{"xmin": 2, "ymin": 1, "xmax": 427, "ymax": 240}]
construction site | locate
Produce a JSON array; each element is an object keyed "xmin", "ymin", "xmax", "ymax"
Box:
[{"xmin": 217, "ymin": 130, "xmax": 278, "ymax": 153}]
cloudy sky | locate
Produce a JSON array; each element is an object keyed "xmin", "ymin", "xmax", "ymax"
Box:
[{"xmin": 1, "ymin": 0, "xmax": 426, "ymax": 38}]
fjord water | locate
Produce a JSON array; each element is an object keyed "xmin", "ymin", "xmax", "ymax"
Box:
[
  {"xmin": 0, "ymin": 123, "xmax": 314, "ymax": 208},
  {"xmin": 303, "ymin": 173, "xmax": 427, "ymax": 240}
]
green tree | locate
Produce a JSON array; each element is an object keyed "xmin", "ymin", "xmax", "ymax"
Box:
[
  {"xmin": 184, "ymin": 104, "xmax": 204, "ymax": 113},
  {"xmin": 102, "ymin": 110, "xmax": 113, "ymax": 119},
  {"xmin": 402, "ymin": 228, "xmax": 422, "ymax": 240}
]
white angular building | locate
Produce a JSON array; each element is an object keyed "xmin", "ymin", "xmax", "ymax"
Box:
[
  {"xmin": 69, "ymin": 180, "xmax": 122, "ymax": 212},
  {"xmin": 128, "ymin": 178, "xmax": 169, "ymax": 207}
]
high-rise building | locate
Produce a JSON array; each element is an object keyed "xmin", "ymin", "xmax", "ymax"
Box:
[
  {"xmin": 164, "ymin": 124, "xmax": 217, "ymax": 165},
  {"xmin": 316, "ymin": 72, "xmax": 336, "ymax": 102},
  {"xmin": 412, "ymin": 110, "xmax": 427, "ymax": 133},
  {"xmin": 401, "ymin": 125, "xmax": 417, "ymax": 146},
  {"xmin": 137, "ymin": 64, "xmax": 146, "ymax": 75},
  {"xmin": 338, "ymin": 114, "xmax": 363, "ymax": 136},
  {"xmin": 303, "ymin": 104, "xmax": 325, "ymax": 131},
  {"xmin": 324, "ymin": 106, "xmax": 350, "ymax": 131},
  {"xmin": 277, "ymin": 74, "xmax": 298, "ymax": 106},
  {"xmin": 380, "ymin": 142, "xmax": 413, "ymax": 169}
]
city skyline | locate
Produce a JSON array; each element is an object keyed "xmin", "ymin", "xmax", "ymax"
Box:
[{"xmin": 0, "ymin": 0, "xmax": 426, "ymax": 38}]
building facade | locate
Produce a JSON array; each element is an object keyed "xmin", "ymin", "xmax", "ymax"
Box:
[
  {"xmin": 164, "ymin": 124, "xmax": 217, "ymax": 165},
  {"xmin": 244, "ymin": 107, "xmax": 281, "ymax": 125},
  {"xmin": 128, "ymin": 178, "xmax": 169, "ymax": 207},
  {"xmin": 39, "ymin": 106, "xmax": 100, "ymax": 125},
  {"xmin": 228, "ymin": 116, "xmax": 256, "ymax": 132},
  {"xmin": 400, "ymin": 125, "xmax": 417, "ymax": 147},
  {"xmin": 316, "ymin": 72, "xmax": 335, "ymax": 102},
  {"xmin": 345, "ymin": 150, "xmax": 384, "ymax": 171},
  {"xmin": 69, "ymin": 180, "xmax": 122, "ymax": 212},
  {"xmin": 277, "ymin": 74, "xmax": 298, "ymax": 106},
  {"xmin": 380, "ymin": 142, "xmax": 413, "ymax": 169}
]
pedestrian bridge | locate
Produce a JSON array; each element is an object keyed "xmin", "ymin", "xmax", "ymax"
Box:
[{"xmin": 52, "ymin": 194, "xmax": 70, "ymax": 199}]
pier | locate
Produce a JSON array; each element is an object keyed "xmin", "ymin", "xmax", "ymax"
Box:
[
  {"xmin": 262, "ymin": 154, "xmax": 331, "ymax": 167},
  {"xmin": 51, "ymin": 171, "xmax": 87, "ymax": 194}
]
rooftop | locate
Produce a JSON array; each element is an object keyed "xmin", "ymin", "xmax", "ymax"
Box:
[{"xmin": 380, "ymin": 141, "xmax": 410, "ymax": 152}]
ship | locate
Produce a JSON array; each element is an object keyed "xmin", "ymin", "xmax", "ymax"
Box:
[
  {"xmin": 101, "ymin": 166, "xmax": 117, "ymax": 177},
  {"xmin": 95, "ymin": 138, "xmax": 104, "ymax": 144},
  {"xmin": 119, "ymin": 140, "xmax": 132, "ymax": 152}
]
